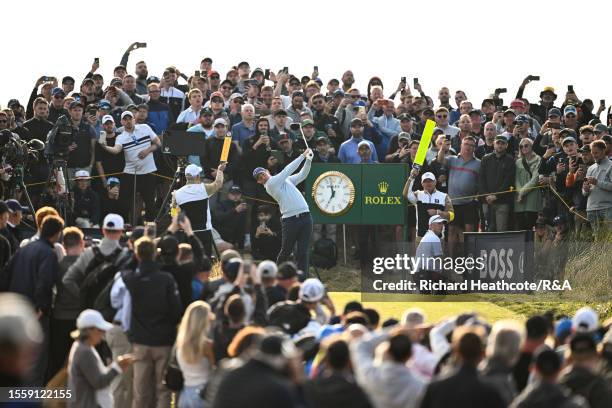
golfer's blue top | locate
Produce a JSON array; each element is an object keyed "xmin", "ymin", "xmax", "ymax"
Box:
[{"xmin": 265, "ymin": 155, "xmax": 312, "ymax": 218}]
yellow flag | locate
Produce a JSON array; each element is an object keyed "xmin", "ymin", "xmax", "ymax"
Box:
[
  {"xmin": 413, "ymin": 119, "xmax": 436, "ymax": 168},
  {"xmin": 220, "ymin": 135, "xmax": 232, "ymax": 162}
]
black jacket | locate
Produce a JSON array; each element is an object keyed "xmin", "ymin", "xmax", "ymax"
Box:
[
  {"xmin": 303, "ymin": 372, "xmax": 373, "ymax": 408},
  {"xmin": 511, "ymin": 379, "xmax": 589, "ymax": 408},
  {"xmin": 123, "ymin": 260, "xmax": 182, "ymax": 346},
  {"xmin": 241, "ymin": 134, "xmax": 276, "ymax": 179},
  {"xmin": 559, "ymin": 366, "xmax": 612, "ymax": 408},
  {"xmin": 202, "ymin": 136, "xmax": 239, "ymax": 180},
  {"xmin": 72, "ymin": 187, "xmax": 100, "ymax": 225},
  {"xmin": 159, "ymin": 233, "xmax": 204, "ymax": 313},
  {"xmin": 23, "ymin": 117, "xmax": 53, "ymax": 141},
  {"xmin": 213, "ymin": 200, "xmax": 247, "ymax": 247},
  {"xmin": 420, "ymin": 364, "xmax": 505, "ymax": 408},
  {"xmin": 212, "ymin": 359, "xmax": 301, "ymax": 408},
  {"xmin": 478, "ymin": 152, "xmax": 516, "ymax": 204},
  {"xmin": 6, "ymin": 238, "xmax": 59, "ymax": 314},
  {"xmin": 1, "ymin": 227, "xmax": 19, "ymax": 255}
]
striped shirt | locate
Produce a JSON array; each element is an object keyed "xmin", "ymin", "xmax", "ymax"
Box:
[
  {"xmin": 265, "ymin": 155, "xmax": 311, "ymax": 218},
  {"xmin": 116, "ymin": 124, "xmax": 157, "ymax": 174}
]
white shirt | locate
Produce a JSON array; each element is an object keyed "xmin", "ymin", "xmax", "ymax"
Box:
[
  {"xmin": 177, "ymin": 350, "xmax": 212, "ymax": 387},
  {"xmin": 177, "ymin": 106, "xmax": 201, "ymax": 125},
  {"xmin": 116, "ymin": 124, "xmax": 157, "ymax": 174},
  {"xmin": 415, "ymin": 230, "xmax": 443, "ymax": 272}
]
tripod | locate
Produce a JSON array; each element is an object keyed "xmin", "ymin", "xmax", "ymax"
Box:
[
  {"xmin": 155, "ymin": 156, "xmax": 188, "ymax": 223},
  {"xmin": 43, "ymin": 157, "xmax": 72, "ymax": 223},
  {"xmin": 7, "ymin": 164, "xmax": 36, "ymax": 216}
]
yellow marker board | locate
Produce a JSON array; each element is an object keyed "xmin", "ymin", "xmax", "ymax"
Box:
[
  {"xmin": 413, "ymin": 119, "xmax": 436, "ymax": 168},
  {"xmin": 220, "ymin": 135, "xmax": 232, "ymax": 162}
]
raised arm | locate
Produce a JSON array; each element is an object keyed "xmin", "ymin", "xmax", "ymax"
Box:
[
  {"xmin": 205, "ymin": 163, "xmax": 225, "ymax": 196},
  {"xmin": 267, "ymin": 154, "xmax": 306, "ymax": 187},
  {"xmin": 288, "ymin": 154, "xmax": 312, "ymax": 185}
]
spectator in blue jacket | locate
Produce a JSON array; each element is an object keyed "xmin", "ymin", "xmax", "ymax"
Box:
[
  {"xmin": 145, "ymin": 83, "xmax": 174, "ymax": 134},
  {"xmin": 338, "ymin": 118, "xmax": 378, "ymax": 163}
]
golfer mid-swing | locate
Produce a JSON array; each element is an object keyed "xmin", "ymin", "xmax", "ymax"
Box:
[{"xmin": 253, "ymin": 148, "xmax": 314, "ymax": 278}]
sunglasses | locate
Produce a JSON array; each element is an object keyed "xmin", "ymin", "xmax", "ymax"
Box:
[
  {"xmin": 436, "ymin": 114, "xmax": 448, "ymax": 118},
  {"xmin": 212, "ymin": 98, "xmax": 223, "ymax": 103},
  {"xmin": 0, "ymin": 119, "xmax": 7, "ymax": 123},
  {"xmin": 349, "ymin": 95, "xmax": 359, "ymax": 99},
  {"xmin": 565, "ymin": 113, "xmax": 576, "ymax": 118}
]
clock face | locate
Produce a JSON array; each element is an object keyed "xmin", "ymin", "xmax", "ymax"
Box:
[{"xmin": 312, "ymin": 171, "xmax": 355, "ymax": 216}]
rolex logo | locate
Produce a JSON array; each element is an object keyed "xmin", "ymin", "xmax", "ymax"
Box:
[{"xmin": 378, "ymin": 181, "xmax": 389, "ymax": 195}]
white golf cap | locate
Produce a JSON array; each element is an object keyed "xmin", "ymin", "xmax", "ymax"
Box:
[
  {"xmin": 185, "ymin": 164, "xmax": 202, "ymax": 177},
  {"xmin": 299, "ymin": 278, "xmax": 325, "ymax": 303},
  {"xmin": 76, "ymin": 309, "xmax": 113, "ymax": 331},
  {"xmin": 213, "ymin": 118, "xmax": 227, "ymax": 127},
  {"xmin": 428, "ymin": 214, "xmax": 447, "ymax": 225},
  {"xmin": 257, "ymin": 260, "xmax": 278, "ymax": 279},
  {"xmin": 102, "ymin": 213, "xmax": 124, "ymax": 231},
  {"xmin": 102, "ymin": 115, "xmax": 114, "ymax": 124},
  {"xmin": 357, "ymin": 140, "xmax": 370, "ymax": 149},
  {"xmin": 74, "ymin": 170, "xmax": 90, "ymax": 179},
  {"xmin": 121, "ymin": 110, "xmax": 134, "ymax": 119},
  {"xmin": 421, "ymin": 172, "xmax": 436, "ymax": 182},
  {"xmin": 572, "ymin": 306, "xmax": 598, "ymax": 333}
]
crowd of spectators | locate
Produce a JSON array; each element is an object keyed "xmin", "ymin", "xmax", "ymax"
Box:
[{"xmin": 0, "ymin": 208, "xmax": 610, "ymax": 407}]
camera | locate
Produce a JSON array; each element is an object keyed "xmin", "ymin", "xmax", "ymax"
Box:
[
  {"xmin": 495, "ymin": 88, "xmax": 507, "ymax": 94},
  {"xmin": 47, "ymin": 115, "xmax": 74, "ymax": 156}
]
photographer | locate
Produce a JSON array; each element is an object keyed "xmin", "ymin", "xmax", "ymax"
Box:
[
  {"xmin": 99, "ymin": 177, "xmax": 125, "ymax": 222},
  {"xmin": 251, "ymin": 205, "xmax": 282, "ymax": 261},
  {"xmin": 46, "ymin": 101, "xmax": 97, "ymax": 187}
]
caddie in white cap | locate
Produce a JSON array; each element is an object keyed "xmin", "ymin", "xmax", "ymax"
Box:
[
  {"xmin": 404, "ymin": 168, "xmax": 454, "ymax": 244},
  {"xmin": 173, "ymin": 160, "xmax": 227, "ymax": 257}
]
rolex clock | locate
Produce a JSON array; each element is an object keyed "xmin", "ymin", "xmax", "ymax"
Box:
[{"xmin": 312, "ymin": 171, "xmax": 356, "ymax": 216}]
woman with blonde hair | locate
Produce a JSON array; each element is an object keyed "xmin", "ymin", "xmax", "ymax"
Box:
[{"xmin": 176, "ymin": 300, "xmax": 215, "ymax": 407}]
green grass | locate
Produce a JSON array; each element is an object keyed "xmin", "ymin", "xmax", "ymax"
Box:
[{"xmin": 328, "ymin": 292, "xmax": 522, "ymax": 323}]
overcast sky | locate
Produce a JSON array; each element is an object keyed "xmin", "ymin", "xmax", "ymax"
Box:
[{"xmin": 3, "ymin": 0, "xmax": 610, "ymax": 109}]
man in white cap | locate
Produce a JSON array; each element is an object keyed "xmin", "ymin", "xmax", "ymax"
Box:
[
  {"xmin": 63, "ymin": 213, "xmax": 131, "ymax": 301},
  {"xmin": 174, "ymin": 162, "xmax": 226, "ymax": 257},
  {"xmin": 414, "ymin": 215, "xmax": 447, "ymax": 294},
  {"xmin": 98, "ymin": 110, "xmax": 161, "ymax": 224},
  {"xmin": 404, "ymin": 170, "xmax": 454, "ymax": 244},
  {"xmin": 253, "ymin": 147, "xmax": 314, "ymax": 277}
]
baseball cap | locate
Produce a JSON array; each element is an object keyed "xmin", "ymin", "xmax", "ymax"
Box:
[
  {"xmin": 252, "ymin": 167, "xmax": 267, "ymax": 179},
  {"xmin": 102, "ymin": 115, "xmax": 114, "ymax": 124},
  {"xmin": 481, "ymin": 98, "xmax": 495, "ymax": 106},
  {"xmin": 229, "ymin": 93, "xmax": 243, "ymax": 102},
  {"xmin": 302, "ymin": 119, "xmax": 314, "ymax": 127},
  {"xmin": 564, "ymin": 105, "xmax": 577, "ymax": 116},
  {"xmin": 469, "ymin": 109, "xmax": 483, "ymax": 116},
  {"xmin": 210, "ymin": 91, "xmax": 224, "ymax": 101},
  {"xmin": 98, "ymin": 100, "xmax": 111, "ymax": 110},
  {"xmin": 495, "ymin": 135, "xmax": 509, "ymax": 143},
  {"xmin": 433, "ymin": 127, "xmax": 445, "ymax": 135},
  {"xmin": 422, "ymin": 107, "xmax": 435, "ymax": 115},
  {"xmin": 110, "ymin": 77, "xmax": 123, "ymax": 87},
  {"xmin": 560, "ymin": 128, "xmax": 577, "ymax": 138},
  {"xmin": 535, "ymin": 216, "xmax": 548, "ymax": 226},
  {"xmin": 51, "ymin": 87, "xmax": 65, "ymax": 97},
  {"xmin": 213, "ymin": 118, "xmax": 227, "ymax": 127},
  {"xmin": 102, "ymin": 213, "xmax": 124, "ymax": 231},
  {"xmin": 69, "ymin": 100, "xmax": 83, "ymax": 110},
  {"xmin": 328, "ymin": 78, "xmax": 340, "ymax": 85},
  {"xmin": 107, "ymin": 177, "xmax": 120, "ymax": 186},
  {"xmin": 5, "ymin": 199, "xmax": 29, "ymax": 214},
  {"xmin": 229, "ymin": 185, "xmax": 242, "ymax": 194},
  {"xmin": 278, "ymin": 133, "xmax": 291, "ymax": 142},
  {"xmin": 185, "ymin": 164, "xmax": 203, "ymax": 177},
  {"xmin": 594, "ymin": 123, "xmax": 608, "ymax": 133},
  {"xmin": 555, "ymin": 318, "xmax": 573, "ymax": 341},
  {"xmin": 510, "ymin": 99, "xmax": 525, "ymax": 109},
  {"xmin": 332, "ymin": 89, "xmax": 344, "ymax": 97},
  {"xmin": 579, "ymin": 144, "xmax": 591, "ymax": 153},
  {"xmin": 257, "ymin": 260, "xmax": 278, "ymax": 279},
  {"xmin": 76, "ymin": 309, "xmax": 113, "ymax": 331},
  {"xmin": 547, "ymin": 108, "xmax": 561, "ymax": 118},
  {"xmin": 75, "ymin": 170, "xmax": 90, "ymax": 180},
  {"xmin": 562, "ymin": 136, "xmax": 577, "ymax": 145},
  {"xmin": 503, "ymin": 109, "xmax": 516, "ymax": 116},
  {"xmin": 315, "ymin": 135, "xmax": 330, "ymax": 144},
  {"xmin": 81, "ymin": 78, "xmax": 94, "ymax": 86},
  {"xmin": 514, "ymin": 114, "xmax": 530, "ymax": 124},
  {"xmin": 146, "ymin": 76, "xmax": 160, "ymax": 84},
  {"xmin": 200, "ymin": 107, "xmax": 213, "ymax": 116},
  {"xmin": 428, "ymin": 214, "xmax": 447, "ymax": 225},
  {"xmin": 572, "ymin": 307, "xmax": 599, "ymax": 333},
  {"xmin": 208, "ymin": 70, "xmax": 220, "ymax": 78},
  {"xmin": 398, "ymin": 132, "xmax": 411, "ymax": 141},
  {"xmin": 121, "ymin": 111, "xmax": 133, "ymax": 119},
  {"xmin": 350, "ymin": 118, "xmax": 364, "ymax": 127},
  {"xmin": 421, "ymin": 172, "xmax": 436, "ymax": 182},
  {"xmin": 252, "ymin": 67, "xmax": 264, "ymax": 76},
  {"xmin": 397, "ymin": 113, "xmax": 412, "ymax": 121},
  {"xmin": 299, "ymin": 278, "xmax": 325, "ymax": 303}
]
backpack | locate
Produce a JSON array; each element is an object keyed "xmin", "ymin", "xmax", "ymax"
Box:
[
  {"xmin": 79, "ymin": 246, "xmax": 129, "ymax": 311},
  {"xmin": 311, "ymin": 237, "xmax": 337, "ymax": 269}
]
